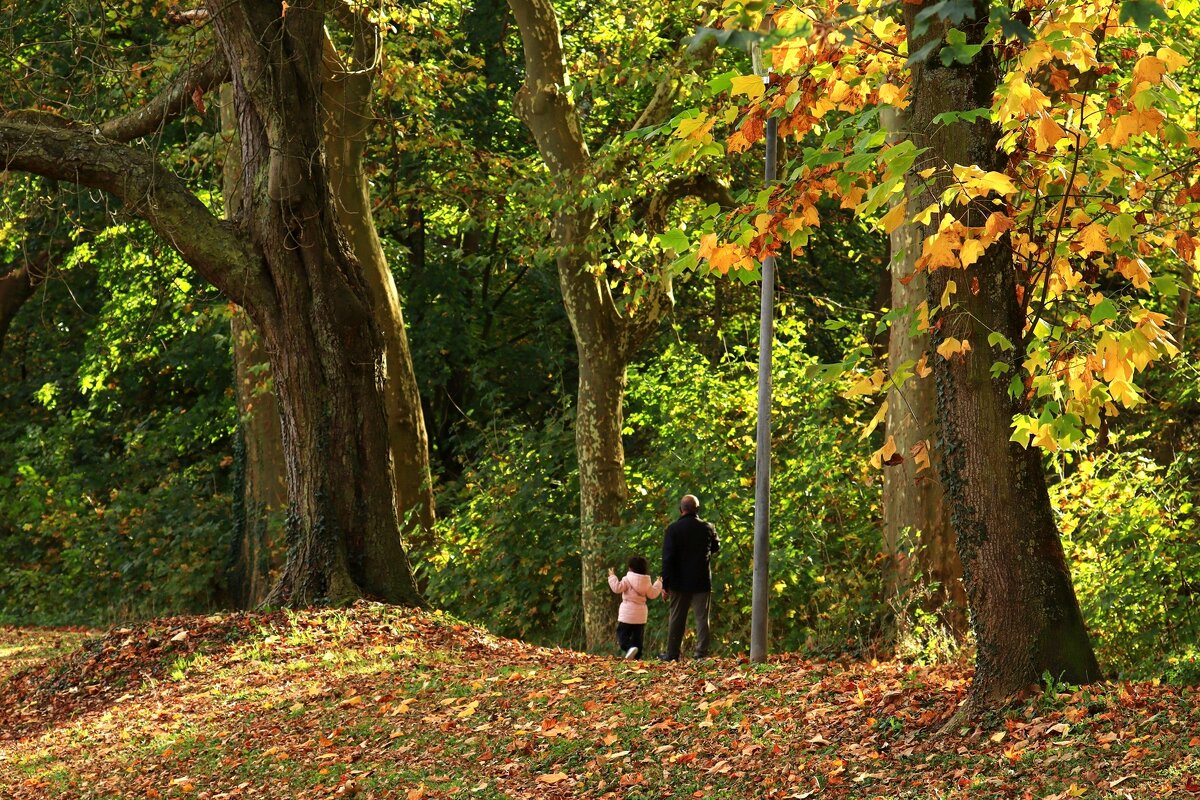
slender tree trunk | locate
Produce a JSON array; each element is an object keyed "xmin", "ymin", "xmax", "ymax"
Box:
[
  {"xmin": 323, "ymin": 36, "xmax": 437, "ymax": 551},
  {"xmin": 575, "ymin": 339, "xmax": 628, "ymax": 649},
  {"xmin": 906, "ymin": 3, "xmax": 1100, "ymax": 712},
  {"xmin": 1174, "ymin": 257, "xmax": 1194, "ymax": 350},
  {"xmin": 881, "ymin": 108, "xmax": 965, "ymax": 637},
  {"xmin": 227, "ymin": 310, "xmax": 287, "ymax": 607},
  {"xmin": 507, "ymin": 0, "xmax": 728, "ymax": 649}
]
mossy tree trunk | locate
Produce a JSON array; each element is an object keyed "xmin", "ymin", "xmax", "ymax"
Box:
[{"xmin": 881, "ymin": 108, "xmax": 966, "ymax": 638}]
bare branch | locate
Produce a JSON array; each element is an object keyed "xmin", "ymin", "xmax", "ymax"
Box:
[
  {"xmin": 629, "ymin": 38, "xmax": 717, "ymax": 133},
  {"xmin": 620, "ymin": 174, "xmax": 736, "ymax": 353},
  {"xmin": 167, "ymin": 6, "xmax": 211, "ymax": 25},
  {"xmin": 96, "ymin": 51, "xmax": 229, "ymax": 142},
  {"xmin": 0, "ymin": 120, "xmax": 273, "ymax": 315}
]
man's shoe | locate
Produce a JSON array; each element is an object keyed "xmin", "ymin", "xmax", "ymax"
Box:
[
  {"xmin": 657, "ymin": 653, "xmax": 678, "ymax": 661},
  {"xmin": 624, "ymin": 646, "xmax": 639, "ymax": 659}
]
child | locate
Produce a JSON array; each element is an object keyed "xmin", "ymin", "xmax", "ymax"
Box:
[{"xmin": 607, "ymin": 555, "xmax": 663, "ymax": 659}]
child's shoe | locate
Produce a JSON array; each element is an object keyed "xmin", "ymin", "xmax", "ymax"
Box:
[{"xmin": 624, "ymin": 646, "xmax": 639, "ymax": 659}]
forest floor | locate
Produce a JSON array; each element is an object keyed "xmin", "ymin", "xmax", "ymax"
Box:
[{"xmin": 0, "ymin": 604, "xmax": 1197, "ymax": 800}]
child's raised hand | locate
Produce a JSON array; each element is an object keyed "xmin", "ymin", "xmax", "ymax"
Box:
[{"xmin": 608, "ymin": 567, "xmax": 615, "ymax": 577}]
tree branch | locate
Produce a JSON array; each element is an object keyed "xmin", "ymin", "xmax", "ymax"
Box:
[
  {"xmin": 619, "ymin": 174, "xmax": 737, "ymax": 354},
  {"xmin": 96, "ymin": 51, "xmax": 229, "ymax": 143},
  {"xmin": 629, "ymin": 38, "xmax": 717, "ymax": 133},
  {"xmin": 0, "ymin": 120, "xmax": 273, "ymax": 315},
  {"xmin": 507, "ymin": 0, "xmax": 590, "ymax": 176}
]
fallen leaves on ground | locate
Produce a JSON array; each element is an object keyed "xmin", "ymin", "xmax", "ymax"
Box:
[{"xmin": 0, "ymin": 603, "xmax": 1196, "ymax": 799}]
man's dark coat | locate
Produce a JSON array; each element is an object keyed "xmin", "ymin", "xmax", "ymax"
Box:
[{"xmin": 661, "ymin": 512, "xmax": 720, "ymax": 593}]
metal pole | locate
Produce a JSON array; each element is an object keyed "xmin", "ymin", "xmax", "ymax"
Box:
[{"xmin": 749, "ymin": 79, "xmax": 778, "ymax": 665}]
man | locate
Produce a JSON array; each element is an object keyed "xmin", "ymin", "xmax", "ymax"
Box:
[{"xmin": 660, "ymin": 494, "xmax": 719, "ymax": 661}]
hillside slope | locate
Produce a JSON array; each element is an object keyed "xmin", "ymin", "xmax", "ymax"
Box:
[{"xmin": 1, "ymin": 603, "xmax": 1197, "ymax": 799}]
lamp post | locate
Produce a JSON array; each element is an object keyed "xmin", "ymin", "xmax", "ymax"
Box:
[{"xmin": 749, "ymin": 51, "xmax": 778, "ymax": 665}]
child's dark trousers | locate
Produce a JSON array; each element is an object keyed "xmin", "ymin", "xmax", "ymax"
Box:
[{"xmin": 616, "ymin": 622, "xmax": 645, "ymax": 658}]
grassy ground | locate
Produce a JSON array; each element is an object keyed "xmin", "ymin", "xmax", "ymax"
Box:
[{"xmin": 1, "ymin": 603, "xmax": 1197, "ymax": 799}]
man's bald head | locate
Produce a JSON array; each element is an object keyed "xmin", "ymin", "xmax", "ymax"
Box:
[{"xmin": 680, "ymin": 494, "xmax": 700, "ymax": 515}]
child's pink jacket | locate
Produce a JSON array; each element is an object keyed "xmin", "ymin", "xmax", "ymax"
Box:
[{"xmin": 607, "ymin": 571, "xmax": 663, "ymax": 624}]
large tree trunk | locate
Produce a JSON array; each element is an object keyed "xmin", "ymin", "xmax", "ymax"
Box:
[
  {"xmin": 212, "ymin": 0, "xmax": 422, "ymax": 607},
  {"xmin": 219, "ymin": 85, "xmax": 285, "ymax": 609},
  {"xmin": 881, "ymin": 109, "xmax": 965, "ymax": 637},
  {"xmin": 906, "ymin": 2, "xmax": 1100, "ymax": 712}
]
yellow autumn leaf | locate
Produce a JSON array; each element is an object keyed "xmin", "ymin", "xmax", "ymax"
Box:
[
  {"xmin": 843, "ymin": 369, "xmax": 886, "ymax": 398},
  {"xmin": 921, "ymin": 232, "xmax": 959, "ymax": 270},
  {"xmin": 730, "ymin": 74, "xmax": 766, "ymax": 99},
  {"xmin": 915, "ymin": 353, "xmax": 932, "ymax": 378},
  {"xmin": 1132, "ymin": 55, "xmax": 1167, "ymax": 86},
  {"xmin": 878, "ymin": 199, "xmax": 908, "ymax": 234},
  {"xmin": 1032, "ymin": 423, "xmax": 1059, "ymax": 453},
  {"xmin": 940, "ymin": 279, "xmax": 957, "ymax": 310},
  {"xmin": 1035, "ymin": 113, "xmax": 1067, "ymax": 151},
  {"xmin": 976, "ymin": 171, "xmax": 1018, "ymax": 196},
  {"xmin": 869, "ymin": 435, "xmax": 899, "ymax": 469},
  {"xmin": 537, "ymin": 772, "xmax": 570, "ymax": 784},
  {"xmin": 676, "ymin": 114, "xmax": 714, "ymax": 141},
  {"xmin": 959, "ymin": 238, "xmax": 985, "ymax": 268},
  {"xmin": 1078, "ymin": 223, "xmax": 1109, "ymax": 256},
  {"xmin": 1157, "ymin": 46, "xmax": 1189, "ymax": 73},
  {"xmin": 914, "ymin": 202, "xmax": 939, "ymax": 224},
  {"xmin": 952, "ymin": 164, "xmax": 1018, "ymax": 198},
  {"xmin": 859, "ymin": 399, "xmax": 888, "ymax": 441},
  {"xmin": 910, "ymin": 439, "xmax": 932, "ymax": 473},
  {"xmin": 1109, "ymin": 378, "xmax": 1141, "ymax": 408},
  {"xmin": 878, "ymin": 82, "xmax": 908, "ymax": 107},
  {"xmin": 936, "ymin": 336, "xmax": 971, "ymax": 360},
  {"xmin": 916, "ymin": 301, "xmax": 930, "ymax": 332}
]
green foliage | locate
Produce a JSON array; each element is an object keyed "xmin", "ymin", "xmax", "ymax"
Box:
[
  {"xmin": 1054, "ymin": 450, "xmax": 1200, "ymax": 679},
  {"xmin": 0, "ymin": 229, "xmax": 235, "ymax": 625},
  {"xmin": 420, "ymin": 415, "xmax": 583, "ymax": 648}
]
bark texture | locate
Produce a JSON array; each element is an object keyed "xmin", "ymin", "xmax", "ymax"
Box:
[
  {"xmin": 905, "ymin": 3, "xmax": 1100, "ymax": 711},
  {"xmin": 507, "ymin": 0, "xmax": 730, "ymax": 648},
  {"xmin": 880, "ymin": 108, "xmax": 965, "ymax": 637},
  {"xmin": 220, "ymin": 86, "xmax": 285, "ymax": 609},
  {"xmin": 211, "ymin": 0, "xmax": 421, "ymax": 607}
]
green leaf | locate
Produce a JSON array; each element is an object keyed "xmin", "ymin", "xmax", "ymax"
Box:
[
  {"xmin": 987, "ymin": 331, "xmax": 1015, "ymax": 352},
  {"xmin": 1119, "ymin": 0, "xmax": 1169, "ymax": 29},
  {"xmin": 654, "ymin": 229, "xmax": 690, "ymax": 253},
  {"xmin": 1090, "ymin": 298, "xmax": 1119, "ymax": 325},
  {"xmin": 1107, "ymin": 213, "xmax": 1135, "ymax": 243},
  {"xmin": 939, "ymin": 28, "xmax": 983, "ymax": 66}
]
